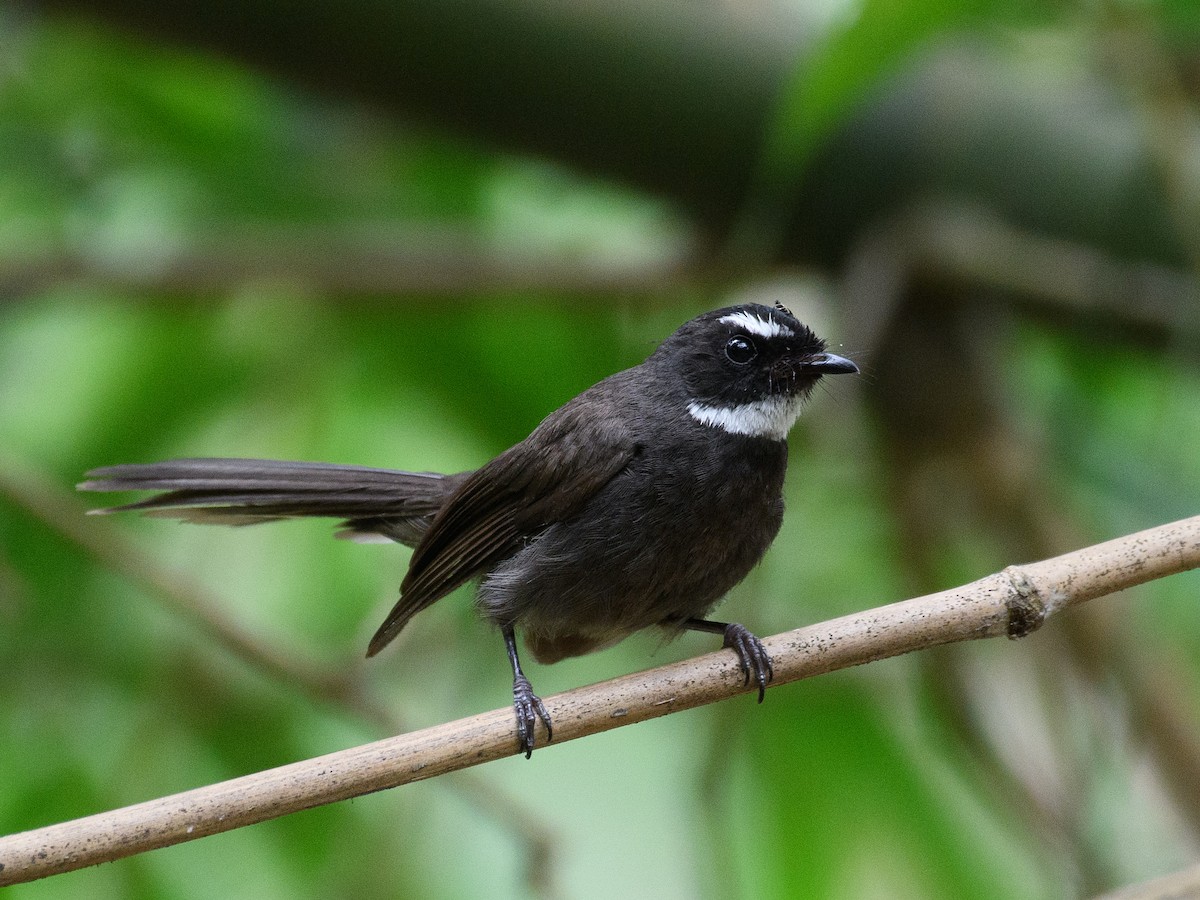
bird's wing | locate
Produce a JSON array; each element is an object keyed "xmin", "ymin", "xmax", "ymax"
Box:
[{"xmin": 367, "ymin": 392, "xmax": 639, "ymax": 655}]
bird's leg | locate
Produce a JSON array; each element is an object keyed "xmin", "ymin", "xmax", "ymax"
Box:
[
  {"xmin": 678, "ymin": 618, "xmax": 774, "ymax": 703},
  {"xmin": 503, "ymin": 625, "xmax": 553, "ymax": 758}
]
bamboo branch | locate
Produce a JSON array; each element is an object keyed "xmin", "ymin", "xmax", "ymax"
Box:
[{"xmin": 2, "ymin": 514, "xmax": 1198, "ymax": 886}]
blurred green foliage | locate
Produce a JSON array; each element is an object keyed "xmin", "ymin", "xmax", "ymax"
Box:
[{"xmin": 1, "ymin": 4, "xmax": 1199, "ymax": 900}]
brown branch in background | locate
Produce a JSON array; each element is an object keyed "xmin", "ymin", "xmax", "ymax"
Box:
[
  {"xmin": 843, "ymin": 202, "xmax": 1200, "ymax": 357},
  {"xmin": 903, "ymin": 204, "xmax": 1200, "ymax": 345},
  {"xmin": 2, "ymin": 214, "xmax": 1198, "ymax": 353},
  {"xmin": 1, "ymin": 514, "xmax": 1197, "ymax": 886},
  {"xmin": 0, "ymin": 229, "xmax": 717, "ymax": 303},
  {"xmin": 0, "ymin": 461, "xmax": 559, "ymax": 896}
]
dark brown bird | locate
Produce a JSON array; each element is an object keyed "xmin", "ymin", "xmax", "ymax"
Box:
[{"xmin": 81, "ymin": 303, "xmax": 857, "ymax": 756}]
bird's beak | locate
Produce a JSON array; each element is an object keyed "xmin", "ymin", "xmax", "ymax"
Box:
[{"xmin": 803, "ymin": 352, "xmax": 859, "ymax": 375}]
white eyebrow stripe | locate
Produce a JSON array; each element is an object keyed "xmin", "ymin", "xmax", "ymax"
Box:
[
  {"xmin": 687, "ymin": 395, "xmax": 804, "ymax": 441},
  {"xmin": 718, "ymin": 311, "xmax": 793, "ymax": 340}
]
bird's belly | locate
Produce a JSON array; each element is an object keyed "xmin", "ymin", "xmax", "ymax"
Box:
[{"xmin": 478, "ymin": 445, "xmax": 786, "ymax": 662}]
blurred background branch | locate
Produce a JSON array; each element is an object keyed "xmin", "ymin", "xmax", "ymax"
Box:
[{"xmin": 28, "ymin": 0, "xmax": 1199, "ymax": 269}]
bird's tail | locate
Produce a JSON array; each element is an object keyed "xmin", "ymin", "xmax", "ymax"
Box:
[{"xmin": 79, "ymin": 457, "xmax": 465, "ymax": 546}]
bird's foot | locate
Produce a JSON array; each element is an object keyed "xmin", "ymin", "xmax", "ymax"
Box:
[
  {"xmin": 512, "ymin": 673, "xmax": 553, "ymax": 759},
  {"xmin": 722, "ymin": 623, "xmax": 774, "ymax": 703}
]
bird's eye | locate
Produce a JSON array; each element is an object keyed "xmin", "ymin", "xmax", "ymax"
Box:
[{"xmin": 724, "ymin": 335, "xmax": 757, "ymax": 365}]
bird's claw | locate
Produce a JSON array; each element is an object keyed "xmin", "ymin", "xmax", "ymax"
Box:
[
  {"xmin": 512, "ymin": 673, "xmax": 553, "ymax": 758},
  {"xmin": 723, "ymin": 623, "xmax": 774, "ymax": 703}
]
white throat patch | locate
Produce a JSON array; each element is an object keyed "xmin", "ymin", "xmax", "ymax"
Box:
[
  {"xmin": 687, "ymin": 395, "xmax": 804, "ymax": 440},
  {"xmin": 718, "ymin": 310, "xmax": 794, "ymax": 340}
]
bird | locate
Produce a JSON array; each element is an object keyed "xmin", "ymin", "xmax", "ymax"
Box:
[{"xmin": 80, "ymin": 302, "xmax": 858, "ymax": 757}]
